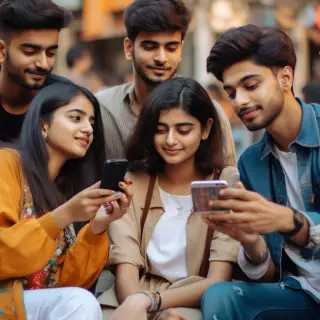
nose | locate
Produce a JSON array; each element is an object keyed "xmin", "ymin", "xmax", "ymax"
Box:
[
  {"xmin": 233, "ymin": 89, "xmax": 250, "ymax": 110},
  {"xmin": 154, "ymin": 47, "xmax": 168, "ymax": 65},
  {"xmin": 165, "ymin": 129, "xmax": 177, "ymax": 146},
  {"xmin": 35, "ymin": 52, "xmax": 49, "ymax": 71},
  {"xmin": 81, "ymin": 120, "xmax": 94, "ymax": 136}
]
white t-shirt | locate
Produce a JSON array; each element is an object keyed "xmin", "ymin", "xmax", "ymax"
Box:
[
  {"xmin": 146, "ymin": 188, "xmax": 193, "ymax": 283},
  {"xmin": 275, "ymin": 146, "xmax": 320, "ymax": 300}
]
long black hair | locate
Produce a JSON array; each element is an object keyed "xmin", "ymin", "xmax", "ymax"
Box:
[
  {"xmin": 126, "ymin": 77, "xmax": 226, "ymax": 176},
  {"xmin": 18, "ymin": 82, "xmax": 106, "ymax": 215}
]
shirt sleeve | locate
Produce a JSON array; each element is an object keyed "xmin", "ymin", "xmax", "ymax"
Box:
[
  {"xmin": 107, "ymin": 202, "xmax": 145, "ymax": 269},
  {"xmin": 210, "ymin": 231, "xmax": 240, "ymax": 263},
  {"xmin": 0, "ymin": 149, "xmax": 62, "ymax": 280},
  {"xmin": 56, "ymin": 223, "xmax": 109, "ymax": 289},
  {"xmin": 237, "ymin": 246, "xmax": 271, "ymax": 280}
]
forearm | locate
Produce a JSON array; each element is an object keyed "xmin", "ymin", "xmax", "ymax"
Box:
[
  {"xmin": 159, "ymin": 261, "xmax": 233, "ymax": 310},
  {"xmin": 115, "ymin": 263, "xmax": 141, "ymax": 303}
]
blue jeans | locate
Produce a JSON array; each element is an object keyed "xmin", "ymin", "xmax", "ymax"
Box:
[{"xmin": 201, "ymin": 279, "xmax": 320, "ymax": 320}]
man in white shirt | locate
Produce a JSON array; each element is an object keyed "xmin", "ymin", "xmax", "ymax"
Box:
[{"xmin": 201, "ymin": 24, "xmax": 320, "ymax": 320}]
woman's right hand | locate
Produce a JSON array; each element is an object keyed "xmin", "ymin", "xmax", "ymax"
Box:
[{"xmin": 51, "ymin": 181, "xmax": 122, "ymax": 229}]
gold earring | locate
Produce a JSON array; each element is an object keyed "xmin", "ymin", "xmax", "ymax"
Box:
[{"xmin": 43, "ymin": 133, "xmax": 48, "ymax": 141}]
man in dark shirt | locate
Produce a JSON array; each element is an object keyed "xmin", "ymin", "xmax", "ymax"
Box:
[{"xmin": 0, "ymin": 0, "xmax": 72, "ymax": 142}]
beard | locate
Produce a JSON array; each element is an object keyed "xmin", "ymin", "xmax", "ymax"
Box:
[
  {"xmin": 240, "ymin": 85, "xmax": 285, "ymax": 132},
  {"xmin": 6, "ymin": 51, "xmax": 52, "ymax": 90},
  {"xmin": 132, "ymin": 50, "xmax": 179, "ymax": 86}
]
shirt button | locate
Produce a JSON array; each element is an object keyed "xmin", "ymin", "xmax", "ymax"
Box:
[{"xmin": 279, "ymin": 198, "xmax": 284, "ymax": 204}]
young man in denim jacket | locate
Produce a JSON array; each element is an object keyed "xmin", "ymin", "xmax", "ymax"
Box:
[{"xmin": 201, "ymin": 24, "xmax": 320, "ymax": 320}]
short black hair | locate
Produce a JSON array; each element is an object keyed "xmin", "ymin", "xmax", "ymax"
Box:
[
  {"xmin": 124, "ymin": 0, "xmax": 191, "ymax": 42},
  {"xmin": 207, "ymin": 24, "xmax": 297, "ymax": 82},
  {"xmin": 66, "ymin": 44, "xmax": 87, "ymax": 68},
  {"xmin": 0, "ymin": 0, "xmax": 72, "ymax": 40}
]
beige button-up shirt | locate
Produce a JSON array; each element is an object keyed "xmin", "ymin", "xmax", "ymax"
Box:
[{"xmin": 108, "ymin": 167, "xmax": 240, "ymax": 277}]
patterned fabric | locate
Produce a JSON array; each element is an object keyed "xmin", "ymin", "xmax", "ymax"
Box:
[{"xmin": 21, "ymin": 180, "xmax": 76, "ymax": 289}]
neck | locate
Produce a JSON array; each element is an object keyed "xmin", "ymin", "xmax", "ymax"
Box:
[
  {"xmin": 47, "ymin": 147, "xmax": 67, "ymax": 181},
  {"xmin": 267, "ymin": 95, "xmax": 302, "ymax": 152},
  {"xmin": 159, "ymin": 157, "xmax": 206, "ymax": 194},
  {"xmin": 0, "ymin": 71, "xmax": 38, "ymax": 114},
  {"xmin": 132, "ymin": 70, "xmax": 154, "ymax": 114}
]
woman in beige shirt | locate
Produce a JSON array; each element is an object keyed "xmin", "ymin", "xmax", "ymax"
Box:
[{"xmin": 100, "ymin": 78, "xmax": 239, "ymax": 320}]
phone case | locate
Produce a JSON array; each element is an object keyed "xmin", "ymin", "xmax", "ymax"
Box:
[{"xmin": 191, "ymin": 180, "xmax": 228, "ymax": 213}]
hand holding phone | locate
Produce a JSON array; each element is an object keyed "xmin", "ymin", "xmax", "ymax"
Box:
[
  {"xmin": 100, "ymin": 159, "xmax": 128, "ymax": 191},
  {"xmin": 191, "ymin": 180, "xmax": 228, "ymax": 213}
]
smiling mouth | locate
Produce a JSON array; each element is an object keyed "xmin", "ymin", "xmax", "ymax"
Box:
[
  {"xmin": 75, "ymin": 138, "xmax": 89, "ymax": 147},
  {"xmin": 239, "ymin": 108, "xmax": 260, "ymax": 120},
  {"xmin": 164, "ymin": 149, "xmax": 182, "ymax": 155}
]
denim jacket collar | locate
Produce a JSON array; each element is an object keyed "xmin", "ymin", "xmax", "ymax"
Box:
[{"xmin": 261, "ymin": 98, "xmax": 320, "ymax": 160}]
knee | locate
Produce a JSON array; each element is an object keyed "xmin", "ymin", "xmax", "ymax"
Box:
[
  {"xmin": 201, "ymin": 282, "xmax": 241, "ymax": 319},
  {"xmin": 64, "ymin": 287, "xmax": 102, "ymax": 317}
]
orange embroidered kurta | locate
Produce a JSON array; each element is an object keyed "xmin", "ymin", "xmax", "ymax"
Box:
[{"xmin": 0, "ymin": 149, "xmax": 109, "ymax": 319}]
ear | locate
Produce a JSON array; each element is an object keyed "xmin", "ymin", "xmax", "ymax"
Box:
[
  {"xmin": 124, "ymin": 37, "xmax": 133, "ymax": 61},
  {"xmin": 202, "ymin": 118, "xmax": 213, "ymax": 140},
  {"xmin": 0, "ymin": 40, "xmax": 7, "ymax": 65},
  {"xmin": 40, "ymin": 119, "xmax": 50, "ymax": 139},
  {"xmin": 278, "ymin": 66, "xmax": 293, "ymax": 92}
]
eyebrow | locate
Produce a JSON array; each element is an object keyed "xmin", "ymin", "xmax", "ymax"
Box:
[
  {"xmin": 67, "ymin": 108, "xmax": 95, "ymax": 120},
  {"xmin": 141, "ymin": 40, "xmax": 181, "ymax": 46},
  {"xmin": 157, "ymin": 122, "xmax": 194, "ymax": 127},
  {"xmin": 20, "ymin": 43, "xmax": 59, "ymax": 50},
  {"xmin": 223, "ymin": 74, "xmax": 262, "ymax": 90}
]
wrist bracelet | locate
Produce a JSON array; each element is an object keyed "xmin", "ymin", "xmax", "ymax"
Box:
[
  {"xmin": 244, "ymin": 239, "xmax": 269, "ymax": 266},
  {"xmin": 135, "ymin": 291, "xmax": 162, "ymax": 313},
  {"xmin": 135, "ymin": 291, "xmax": 155, "ymax": 313}
]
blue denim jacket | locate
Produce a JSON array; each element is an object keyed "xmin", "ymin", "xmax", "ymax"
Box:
[{"xmin": 238, "ymin": 98, "xmax": 320, "ymax": 281}]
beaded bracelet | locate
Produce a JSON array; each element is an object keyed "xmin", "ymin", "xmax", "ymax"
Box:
[
  {"xmin": 135, "ymin": 291, "xmax": 155, "ymax": 313},
  {"xmin": 135, "ymin": 291, "xmax": 162, "ymax": 313}
]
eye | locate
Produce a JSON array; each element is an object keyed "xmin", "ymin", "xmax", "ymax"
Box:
[
  {"xmin": 245, "ymin": 83, "xmax": 259, "ymax": 91},
  {"xmin": 71, "ymin": 115, "xmax": 81, "ymax": 121},
  {"xmin": 178, "ymin": 129, "xmax": 191, "ymax": 135},
  {"xmin": 227, "ymin": 91, "xmax": 236, "ymax": 100},
  {"xmin": 47, "ymin": 51, "xmax": 56, "ymax": 58},
  {"xmin": 143, "ymin": 44, "xmax": 157, "ymax": 51},
  {"xmin": 155, "ymin": 126, "xmax": 167, "ymax": 134},
  {"xmin": 23, "ymin": 50, "xmax": 36, "ymax": 56},
  {"xmin": 166, "ymin": 45, "xmax": 179, "ymax": 52}
]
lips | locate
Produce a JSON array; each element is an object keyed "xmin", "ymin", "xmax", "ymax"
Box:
[
  {"xmin": 164, "ymin": 148, "xmax": 182, "ymax": 155},
  {"xmin": 75, "ymin": 137, "xmax": 89, "ymax": 147},
  {"xmin": 239, "ymin": 107, "xmax": 260, "ymax": 120}
]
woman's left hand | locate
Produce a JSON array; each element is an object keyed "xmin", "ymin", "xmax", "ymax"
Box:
[{"xmin": 90, "ymin": 177, "xmax": 133, "ymax": 234}]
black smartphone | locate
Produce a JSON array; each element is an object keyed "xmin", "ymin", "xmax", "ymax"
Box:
[{"xmin": 100, "ymin": 159, "xmax": 128, "ymax": 191}]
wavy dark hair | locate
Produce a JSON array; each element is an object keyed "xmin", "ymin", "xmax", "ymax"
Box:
[
  {"xmin": 0, "ymin": 0, "xmax": 72, "ymax": 40},
  {"xmin": 18, "ymin": 83, "xmax": 105, "ymax": 215},
  {"xmin": 126, "ymin": 77, "xmax": 226, "ymax": 176},
  {"xmin": 125, "ymin": 0, "xmax": 191, "ymax": 42},
  {"xmin": 207, "ymin": 24, "xmax": 296, "ymax": 84}
]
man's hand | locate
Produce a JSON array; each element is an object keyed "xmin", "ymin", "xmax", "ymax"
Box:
[{"xmin": 202, "ymin": 182, "xmax": 295, "ymax": 238}]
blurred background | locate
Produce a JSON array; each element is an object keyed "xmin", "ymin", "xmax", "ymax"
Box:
[{"xmin": 53, "ymin": 0, "xmax": 320, "ymax": 157}]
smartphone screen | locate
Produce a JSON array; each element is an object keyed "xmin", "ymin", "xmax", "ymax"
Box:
[
  {"xmin": 191, "ymin": 180, "xmax": 228, "ymax": 213},
  {"xmin": 100, "ymin": 159, "xmax": 128, "ymax": 191}
]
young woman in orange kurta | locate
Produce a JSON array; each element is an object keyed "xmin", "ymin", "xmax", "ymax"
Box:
[{"xmin": 0, "ymin": 83, "xmax": 132, "ymax": 320}]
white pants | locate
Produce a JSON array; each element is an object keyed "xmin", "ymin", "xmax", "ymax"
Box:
[{"xmin": 24, "ymin": 287, "xmax": 103, "ymax": 320}]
